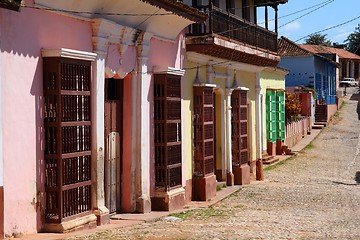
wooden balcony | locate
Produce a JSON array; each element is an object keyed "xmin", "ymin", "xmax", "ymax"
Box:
[
  {"xmin": 186, "ymin": 5, "xmax": 280, "ymax": 67},
  {"xmin": 188, "ymin": 5, "xmax": 277, "ymax": 52}
]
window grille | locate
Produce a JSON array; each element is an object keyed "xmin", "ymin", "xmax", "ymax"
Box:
[
  {"xmin": 44, "ymin": 58, "xmax": 92, "ymax": 223},
  {"xmin": 154, "ymin": 74, "xmax": 182, "ymax": 190},
  {"xmin": 193, "ymin": 86, "xmax": 215, "ymax": 177},
  {"xmin": 231, "ymin": 90, "xmax": 249, "ymax": 166}
]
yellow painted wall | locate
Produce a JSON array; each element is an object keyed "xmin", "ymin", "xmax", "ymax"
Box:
[
  {"xmin": 214, "ymin": 89, "xmax": 224, "ymax": 175},
  {"xmin": 236, "ymin": 70, "xmax": 257, "ymax": 161},
  {"xmin": 259, "ymin": 69, "xmax": 286, "ymax": 150},
  {"xmin": 182, "ymin": 62, "xmax": 284, "ymax": 181},
  {"xmin": 183, "ymin": 61, "xmax": 197, "ymax": 181}
]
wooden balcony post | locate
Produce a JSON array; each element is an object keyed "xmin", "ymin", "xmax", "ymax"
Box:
[
  {"xmin": 265, "ymin": 6, "xmax": 268, "ymax": 30},
  {"xmin": 274, "ymin": 4, "xmax": 278, "ymax": 33},
  {"xmin": 209, "ymin": 2, "xmax": 213, "ymax": 35}
]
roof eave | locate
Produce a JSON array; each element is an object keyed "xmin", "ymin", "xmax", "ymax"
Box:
[{"xmin": 140, "ymin": 0, "xmax": 207, "ymax": 22}]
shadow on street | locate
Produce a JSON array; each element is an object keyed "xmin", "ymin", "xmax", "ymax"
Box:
[
  {"xmin": 355, "ymin": 171, "xmax": 360, "ymax": 184},
  {"xmin": 349, "ymin": 92, "xmax": 360, "ymax": 120}
]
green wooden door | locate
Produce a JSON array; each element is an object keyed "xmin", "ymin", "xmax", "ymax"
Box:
[
  {"xmin": 277, "ymin": 91, "xmax": 285, "ymax": 141},
  {"xmin": 266, "ymin": 90, "xmax": 277, "ymax": 143}
]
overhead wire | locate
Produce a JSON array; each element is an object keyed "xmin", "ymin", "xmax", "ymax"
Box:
[
  {"xmin": 277, "ymin": 0, "xmax": 335, "ymax": 30},
  {"xmin": 22, "ymin": 1, "xmax": 285, "ymax": 17},
  {"xmin": 21, "ymin": 2, "xmax": 356, "ymax": 75},
  {"xmin": 295, "ymin": 15, "xmax": 360, "ymax": 42},
  {"xmin": 207, "ymin": 0, "xmax": 335, "ymax": 39},
  {"xmin": 22, "ymin": 0, "xmax": 332, "ymax": 18}
]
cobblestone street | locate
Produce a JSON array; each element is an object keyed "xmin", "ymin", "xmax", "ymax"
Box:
[{"xmin": 65, "ymin": 89, "xmax": 360, "ymax": 240}]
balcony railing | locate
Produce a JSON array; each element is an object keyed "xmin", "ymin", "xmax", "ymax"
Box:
[{"xmin": 188, "ymin": 5, "xmax": 278, "ymax": 52}]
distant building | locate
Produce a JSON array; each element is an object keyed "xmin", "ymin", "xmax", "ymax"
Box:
[
  {"xmin": 300, "ymin": 44, "xmax": 360, "ymax": 83},
  {"xmin": 278, "ymin": 37, "xmax": 341, "ymax": 124}
]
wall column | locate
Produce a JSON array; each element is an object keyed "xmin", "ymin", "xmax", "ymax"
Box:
[
  {"xmin": 255, "ymin": 74, "xmax": 263, "ymax": 160},
  {"xmin": 225, "ymin": 89, "xmax": 234, "ymax": 186},
  {"xmin": 0, "ymin": 26, "xmax": 4, "ymax": 239},
  {"xmin": 255, "ymin": 73, "xmax": 265, "ymax": 181},
  {"xmin": 91, "ymin": 34, "xmax": 110, "ymax": 224},
  {"xmin": 90, "ymin": 18, "xmax": 131, "ymax": 224},
  {"xmin": 207, "ymin": 61, "xmax": 214, "ymax": 84},
  {"xmin": 134, "ymin": 31, "xmax": 152, "ymax": 213}
]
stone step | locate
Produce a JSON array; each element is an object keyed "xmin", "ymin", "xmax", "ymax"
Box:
[
  {"xmin": 262, "ymin": 156, "xmax": 279, "ymax": 165},
  {"xmin": 282, "ymin": 145, "xmax": 295, "ymax": 156},
  {"xmin": 314, "ymin": 122, "xmax": 327, "ymax": 127},
  {"xmin": 312, "ymin": 124, "xmax": 324, "ymax": 129}
]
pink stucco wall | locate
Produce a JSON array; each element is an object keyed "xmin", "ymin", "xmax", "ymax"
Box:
[
  {"xmin": 1, "ymin": 0, "xmax": 188, "ymax": 234},
  {"xmin": 148, "ymin": 35, "xmax": 185, "ymax": 196},
  {"xmin": 0, "ymin": 6, "xmax": 92, "ymax": 236},
  {"xmin": 105, "ymin": 44, "xmax": 136, "ymax": 78}
]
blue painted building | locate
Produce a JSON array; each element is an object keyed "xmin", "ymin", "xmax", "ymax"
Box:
[{"xmin": 278, "ymin": 37, "xmax": 339, "ymax": 105}]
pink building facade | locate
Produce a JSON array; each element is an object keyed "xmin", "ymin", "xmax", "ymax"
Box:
[{"xmin": 0, "ymin": 0, "xmax": 205, "ymax": 237}]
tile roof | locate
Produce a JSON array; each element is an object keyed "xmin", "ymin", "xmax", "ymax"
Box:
[
  {"xmin": 277, "ymin": 37, "xmax": 340, "ymax": 67},
  {"xmin": 300, "ymin": 44, "xmax": 360, "ymax": 60},
  {"xmin": 278, "ymin": 37, "xmax": 312, "ymax": 57}
]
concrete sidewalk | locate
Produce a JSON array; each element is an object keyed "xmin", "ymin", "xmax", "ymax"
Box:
[
  {"xmin": 18, "ymin": 127, "xmax": 324, "ymax": 240},
  {"xmin": 18, "ymin": 186, "xmax": 241, "ymax": 240},
  {"xmin": 290, "ymin": 128, "xmax": 322, "ymax": 152}
]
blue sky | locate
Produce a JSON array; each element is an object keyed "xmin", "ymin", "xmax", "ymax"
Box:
[{"xmin": 257, "ymin": 0, "xmax": 360, "ymax": 44}]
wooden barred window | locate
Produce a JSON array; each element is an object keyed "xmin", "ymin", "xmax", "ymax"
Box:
[
  {"xmin": 193, "ymin": 86, "xmax": 215, "ymax": 177},
  {"xmin": 154, "ymin": 74, "xmax": 182, "ymax": 191},
  {"xmin": 43, "ymin": 57, "xmax": 92, "ymax": 223},
  {"xmin": 231, "ymin": 90, "xmax": 248, "ymax": 166}
]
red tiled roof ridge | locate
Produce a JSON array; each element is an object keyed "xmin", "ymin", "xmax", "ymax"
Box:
[
  {"xmin": 278, "ymin": 36, "xmax": 313, "ymax": 57},
  {"xmin": 300, "ymin": 44, "xmax": 360, "ymax": 60}
]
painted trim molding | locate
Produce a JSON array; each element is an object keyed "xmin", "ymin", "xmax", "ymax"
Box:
[
  {"xmin": 41, "ymin": 48, "xmax": 97, "ymax": 61},
  {"xmin": 186, "ymin": 52, "xmax": 265, "ymax": 73},
  {"xmin": 153, "ymin": 66, "xmax": 185, "ymax": 76},
  {"xmin": 193, "ymin": 83, "xmax": 217, "ymax": 88}
]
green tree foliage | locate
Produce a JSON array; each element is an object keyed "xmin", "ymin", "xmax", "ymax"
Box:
[
  {"xmin": 304, "ymin": 33, "xmax": 332, "ymax": 46},
  {"xmin": 285, "ymin": 91, "xmax": 302, "ymax": 123},
  {"xmin": 345, "ymin": 25, "xmax": 360, "ymax": 56}
]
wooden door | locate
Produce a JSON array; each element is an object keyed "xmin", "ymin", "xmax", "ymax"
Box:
[{"xmin": 104, "ymin": 78, "xmax": 123, "ymax": 213}]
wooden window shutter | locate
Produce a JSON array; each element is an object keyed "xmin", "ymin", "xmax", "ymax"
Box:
[
  {"xmin": 154, "ymin": 74, "xmax": 182, "ymax": 191},
  {"xmin": 231, "ymin": 90, "xmax": 248, "ymax": 166},
  {"xmin": 193, "ymin": 86, "xmax": 215, "ymax": 177},
  {"xmin": 43, "ymin": 57, "xmax": 92, "ymax": 223}
]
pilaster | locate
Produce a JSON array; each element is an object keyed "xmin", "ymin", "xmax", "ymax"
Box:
[
  {"xmin": 91, "ymin": 19, "xmax": 111, "ymax": 225},
  {"xmin": 255, "ymin": 73, "xmax": 263, "ymax": 160},
  {"xmin": 207, "ymin": 61, "xmax": 214, "ymax": 84},
  {"xmin": 255, "ymin": 73, "xmax": 265, "ymax": 181},
  {"xmin": 134, "ymin": 31, "xmax": 153, "ymax": 213},
  {"xmin": 0, "ymin": 26, "xmax": 3, "ymax": 239},
  {"xmin": 225, "ymin": 88, "xmax": 234, "ymax": 186}
]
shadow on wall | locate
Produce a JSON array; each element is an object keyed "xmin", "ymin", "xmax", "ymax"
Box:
[
  {"xmin": 355, "ymin": 171, "xmax": 360, "ymax": 184},
  {"xmin": 352, "ymin": 93, "xmax": 360, "ymax": 120}
]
